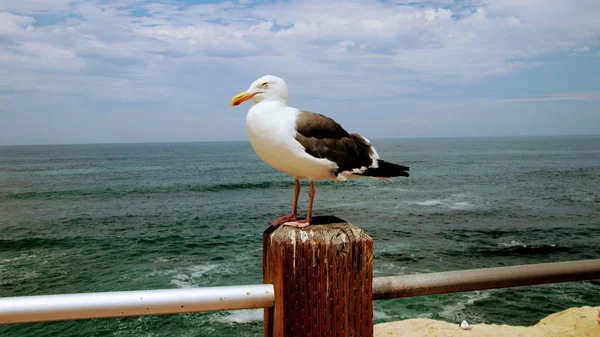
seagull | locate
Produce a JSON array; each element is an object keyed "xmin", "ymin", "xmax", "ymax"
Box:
[{"xmin": 230, "ymin": 75, "xmax": 409, "ymax": 228}]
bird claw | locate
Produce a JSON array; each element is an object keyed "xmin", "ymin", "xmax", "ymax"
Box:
[
  {"xmin": 270, "ymin": 215, "xmax": 297, "ymax": 226},
  {"xmin": 282, "ymin": 220, "xmax": 311, "ymax": 228}
]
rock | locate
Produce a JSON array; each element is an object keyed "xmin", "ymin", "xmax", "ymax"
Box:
[
  {"xmin": 459, "ymin": 320, "xmax": 471, "ymax": 330},
  {"xmin": 374, "ymin": 306, "xmax": 600, "ymax": 337}
]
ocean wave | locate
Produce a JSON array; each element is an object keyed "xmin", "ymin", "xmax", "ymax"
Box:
[
  {"xmin": 373, "ymin": 310, "xmax": 392, "ymax": 321},
  {"xmin": 524, "ymin": 167, "xmax": 600, "ymax": 179},
  {"xmin": 500, "ymin": 239, "xmax": 525, "ymax": 247},
  {"xmin": 440, "ymin": 291, "xmax": 491, "ymax": 322},
  {"xmin": 214, "ymin": 309, "xmax": 263, "ymax": 324},
  {"xmin": 0, "ymin": 166, "xmax": 50, "ymax": 173},
  {"xmin": 170, "ymin": 264, "xmax": 221, "ymax": 288},
  {"xmin": 377, "ymin": 252, "xmax": 419, "ymax": 262},
  {"xmin": 477, "ymin": 243, "xmax": 569, "ymax": 256},
  {"xmin": 0, "ymin": 237, "xmax": 97, "ymax": 250},
  {"xmin": 445, "ymin": 226, "xmax": 596, "ymax": 240},
  {"xmin": 0, "ymin": 270, "xmax": 40, "ymax": 286},
  {"xmin": 545, "ymin": 194, "xmax": 599, "ymax": 204},
  {"xmin": 437, "ymin": 231, "xmax": 573, "ymax": 258},
  {"xmin": 0, "ymin": 253, "xmax": 39, "ymax": 264},
  {"xmin": 373, "ymin": 261, "xmax": 409, "ymax": 277},
  {"xmin": 1, "ymin": 181, "xmax": 293, "ymax": 200},
  {"xmin": 411, "ymin": 198, "xmax": 475, "ymax": 210}
]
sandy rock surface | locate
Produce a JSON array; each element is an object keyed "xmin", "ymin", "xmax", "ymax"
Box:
[{"xmin": 374, "ymin": 306, "xmax": 600, "ymax": 337}]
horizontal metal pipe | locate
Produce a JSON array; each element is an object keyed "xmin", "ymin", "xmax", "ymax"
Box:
[
  {"xmin": 373, "ymin": 259, "xmax": 600, "ymax": 300},
  {"xmin": 2, "ymin": 259, "xmax": 599, "ymax": 325},
  {"xmin": 0, "ymin": 284, "xmax": 274, "ymax": 325}
]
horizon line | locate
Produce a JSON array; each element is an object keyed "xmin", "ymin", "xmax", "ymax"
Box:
[{"xmin": 1, "ymin": 134, "xmax": 599, "ymax": 147}]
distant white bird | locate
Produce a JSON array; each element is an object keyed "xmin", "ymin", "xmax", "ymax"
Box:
[
  {"xmin": 460, "ymin": 320, "xmax": 472, "ymax": 330},
  {"xmin": 230, "ymin": 75, "xmax": 409, "ymax": 228}
]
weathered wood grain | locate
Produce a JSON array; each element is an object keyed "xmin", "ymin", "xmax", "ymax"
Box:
[{"xmin": 263, "ymin": 216, "xmax": 373, "ymax": 337}]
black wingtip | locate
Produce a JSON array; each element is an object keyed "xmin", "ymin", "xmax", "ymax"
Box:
[{"xmin": 361, "ymin": 160, "xmax": 410, "ymax": 178}]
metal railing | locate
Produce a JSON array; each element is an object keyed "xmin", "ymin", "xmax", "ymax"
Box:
[
  {"xmin": 1, "ymin": 259, "xmax": 599, "ymax": 325},
  {"xmin": 0, "ymin": 285, "xmax": 274, "ymax": 324},
  {"xmin": 373, "ymin": 259, "xmax": 600, "ymax": 300}
]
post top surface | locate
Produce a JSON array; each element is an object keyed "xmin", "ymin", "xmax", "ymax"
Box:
[{"xmin": 264, "ymin": 216, "xmax": 372, "ymax": 244}]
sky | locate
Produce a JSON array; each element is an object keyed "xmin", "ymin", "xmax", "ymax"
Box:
[{"xmin": 0, "ymin": 0, "xmax": 599, "ymax": 145}]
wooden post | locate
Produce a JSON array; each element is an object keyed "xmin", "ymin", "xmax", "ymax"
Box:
[{"xmin": 263, "ymin": 216, "xmax": 374, "ymax": 337}]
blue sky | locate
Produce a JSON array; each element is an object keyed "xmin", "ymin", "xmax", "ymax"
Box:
[{"xmin": 0, "ymin": 0, "xmax": 599, "ymax": 145}]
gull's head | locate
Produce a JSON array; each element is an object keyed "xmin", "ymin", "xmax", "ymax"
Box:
[{"xmin": 230, "ymin": 75, "xmax": 288, "ymax": 106}]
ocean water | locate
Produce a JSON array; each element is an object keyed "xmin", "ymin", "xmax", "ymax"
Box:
[{"xmin": 1, "ymin": 136, "xmax": 599, "ymax": 336}]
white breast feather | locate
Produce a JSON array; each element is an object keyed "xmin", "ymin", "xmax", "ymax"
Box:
[{"xmin": 246, "ymin": 103, "xmax": 338, "ymax": 180}]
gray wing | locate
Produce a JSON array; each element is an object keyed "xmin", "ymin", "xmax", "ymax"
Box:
[{"xmin": 294, "ymin": 111, "xmax": 376, "ymax": 175}]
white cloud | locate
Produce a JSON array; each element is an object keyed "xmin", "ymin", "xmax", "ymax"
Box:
[
  {"xmin": 0, "ymin": 0, "xmax": 599, "ymax": 100},
  {"xmin": 0, "ymin": 0, "xmax": 77, "ymax": 14},
  {"xmin": 0, "ymin": 12, "xmax": 85, "ymax": 73},
  {"xmin": 132, "ymin": 0, "xmax": 600, "ymax": 85},
  {"xmin": 0, "ymin": 12, "xmax": 34, "ymax": 36},
  {"xmin": 0, "ymin": 0, "xmax": 599, "ymax": 145}
]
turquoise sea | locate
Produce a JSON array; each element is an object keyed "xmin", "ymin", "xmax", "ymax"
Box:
[{"xmin": 1, "ymin": 136, "xmax": 599, "ymax": 336}]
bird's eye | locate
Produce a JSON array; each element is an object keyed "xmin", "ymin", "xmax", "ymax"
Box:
[{"xmin": 260, "ymin": 82, "xmax": 268, "ymax": 88}]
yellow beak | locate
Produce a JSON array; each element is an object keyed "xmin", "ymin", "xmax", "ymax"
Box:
[{"xmin": 230, "ymin": 91, "xmax": 256, "ymax": 106}]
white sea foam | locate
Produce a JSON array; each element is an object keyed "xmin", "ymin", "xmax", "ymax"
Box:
[
  {"xmin": 0, "ymin": 254, "xmax": 40, "ymax": 277},
  {"xmin": 234, "ymin": 248, "xmax": 261, "ymax": 262},
  {"xmin": 214, "ymin": 305, "xmax": 395, "ymax": 325},
  {"xmin": 335, "ymin": 202, "xmax": 368, "ymax": 208},
  {"xmin": 413, "ymin": 200, "xmax": 443, "ymax": 206},
  {"xmin": 500, "ymin": 240, "xmax": 525, "ymax": 247},
  {"xmin": 215, "ymin": 307, "xmax": 395, "ymax": 325},
  {"xmin": 0, "ymin": 254, "xmax": 39, "ymax": 264},
  {"xmin": 449, "ymin": 201, "xmax": 473, "ymax": 210},
  {"xmin": 170, "ymin": 264, "xmax": 220, "ymax": 288},
  {"xmin": 373, "ymin": 310, "xmax": 392, "ymax": 321},
  {"xmin": 0, "ymin": 270, "xmax": 40, "ymax": 285},
  {"xmin": 440, "ymin": 291, "xmax": 491, "ymax": 321},
  {"xmin": 410, "ymin": 196, "xmax": 475, "ymax": 210},
  {"xmin": 215, "ymin": 309, "xmax": 263, "ymax": 324},
  {"xmin": 170, "ymin": 276, "xmax": 196, "ymax": 289},
  {"xmin": 375, "ymin": 262, "xmax": 410, "ymax": 275},
  {"xmin": 189, "ymin": 264, "xmax": 219, "ymax": 277}
]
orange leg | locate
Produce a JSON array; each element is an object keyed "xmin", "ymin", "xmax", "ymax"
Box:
[
  {"xmin": 283, "ymin": 181, "xmax": 315, "ymax": 228},
  {"xmin": 270, "ymin": 178, "xmax": 301, "ymax": 226}
]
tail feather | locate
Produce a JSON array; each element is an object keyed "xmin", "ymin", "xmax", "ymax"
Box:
[{"xmin": 361, "ymin": 160, "xmax": 409, "ymax": 178}]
